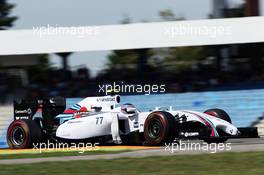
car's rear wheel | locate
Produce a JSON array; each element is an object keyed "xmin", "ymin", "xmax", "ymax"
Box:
[
  {"xmin": 144, "ymin": 111, "xmax": 177, "ymax": 146},
  {"xmin": 7, "ymin": 119, "xmax": 42, "ymax": 149}
]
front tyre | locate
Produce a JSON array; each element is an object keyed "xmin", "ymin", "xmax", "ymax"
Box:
[
  {"xmin": 144, "ymin": 111, "xmax": 177, "ymax": 146},
  {"xmin": 204, "ymin": 108, "xmax": 232, "ymax": 123},
  {"xmin": 7, "ymin": 119, "xmax": 42, "ymax": 149}
]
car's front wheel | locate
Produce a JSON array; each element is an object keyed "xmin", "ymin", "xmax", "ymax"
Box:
[{"xmin": 204, "ymin": 108, "xmax": 232, "ymax": 123}]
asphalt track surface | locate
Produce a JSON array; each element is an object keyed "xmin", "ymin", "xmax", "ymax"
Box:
[{"xmin": 0, "ymin": 138, "xmax": 264, "ymax": 164}]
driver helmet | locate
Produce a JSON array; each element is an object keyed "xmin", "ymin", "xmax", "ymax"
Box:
[{"xmin": 121, "ymin": 103, "xmax": 136, "ymax": 114}]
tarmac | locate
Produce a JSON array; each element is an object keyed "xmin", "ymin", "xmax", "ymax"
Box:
[{"xmin": 0, "ymin": 138, "xmax": 264, "ymax": 164}]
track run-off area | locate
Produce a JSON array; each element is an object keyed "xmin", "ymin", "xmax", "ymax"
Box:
[{"xmin": 0, "ymin": 138, "xmax": 264, "ymax": 164}]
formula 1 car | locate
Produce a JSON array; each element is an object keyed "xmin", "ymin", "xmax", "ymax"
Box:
[{"xmin": 6, "ymin": 95, "xmax": 259, "ymax": 148}]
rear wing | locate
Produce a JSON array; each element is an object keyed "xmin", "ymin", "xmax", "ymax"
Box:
[{"xmin": 13, "ymin": 97, "xmax": 66, "ymax": 121}]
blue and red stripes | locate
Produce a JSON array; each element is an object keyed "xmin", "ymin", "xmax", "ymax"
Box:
[
  {"xmin": 70, "ymin": 104, "xmax": 81, "ymax": 111},
  {"xmin": 63, "ymin": 104, "xmax": 81, "ymax": 114},
  {"xmin": 184, "ymin": 111, "xmax": 219, "ymax": 137}
]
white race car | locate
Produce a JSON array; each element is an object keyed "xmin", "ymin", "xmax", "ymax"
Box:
[{"xmin": 7, "ymin": 95, "xmax": 258, "ymax": 148}]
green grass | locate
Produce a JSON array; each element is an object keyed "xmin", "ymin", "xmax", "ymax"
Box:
[
  {"xmin": 0, "ymin": 150, "xmax": 129, "ymax": 160},
  {"xmin": 1, "ymin": 152, "xmax": 264, "ymax": 175}
]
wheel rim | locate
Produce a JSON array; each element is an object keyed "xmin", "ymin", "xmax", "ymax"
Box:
[
  {"xmin": 148, "ymin": 118, "xmax": 163, "ymax": 139},
  {"xmin": 11, "ymin": 126, "xmax": 26, "ymax": 146}
]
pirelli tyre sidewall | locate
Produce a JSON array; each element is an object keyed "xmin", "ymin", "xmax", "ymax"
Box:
[
  {"xmin": 144, "ymin": 111, "xmax": 176, "ymax": 146},
  {"xmin": 7, "ymin": 119, "xmax": 41, "ymax": 149}
]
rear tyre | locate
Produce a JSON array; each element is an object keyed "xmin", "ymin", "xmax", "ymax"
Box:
[
  {"xmin": 144, "ymin": 111, "xmax": 177, "ymax": 146},
  {"xmin": 203, "ymin": 108, "xmax": 231, "ymax": 143},
  {"xmin": 7, "ymin": 119, "xmax": 42, "ymax": 149}
]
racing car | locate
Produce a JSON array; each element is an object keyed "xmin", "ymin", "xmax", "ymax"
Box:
[{"xmin": 6, "ymin": 95, "xmax": 259, "ymax": 149}]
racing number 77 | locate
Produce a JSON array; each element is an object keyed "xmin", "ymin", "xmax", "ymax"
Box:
[{"xmin": 96, "ymin": 117, "xmax": 104, "ymax": 125}]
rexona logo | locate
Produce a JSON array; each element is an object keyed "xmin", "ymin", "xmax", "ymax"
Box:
[
  {"xmin": 96, "ymin": 97, "xmax": 116, "ymax": 102},
  {"xmin": 15, "ymin": 108, "xmax": 32, "ymax": 115}
]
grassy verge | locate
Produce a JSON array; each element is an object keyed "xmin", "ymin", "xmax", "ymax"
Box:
[
  {"xmin": 1, "ymin": 152, "xmax": 264, "ymax": 175},
  {"xmin": 0, "ymin": 150, "xmax": 129, "ymax": 160}
]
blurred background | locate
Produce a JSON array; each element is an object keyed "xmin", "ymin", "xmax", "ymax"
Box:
[
  {"xmin": 1, "ymin": 0, "xmax": 264, "ymax": 147},
  {"xmin": 0, "ymin": 0, "xmax": 264, "ymax": 100}
]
